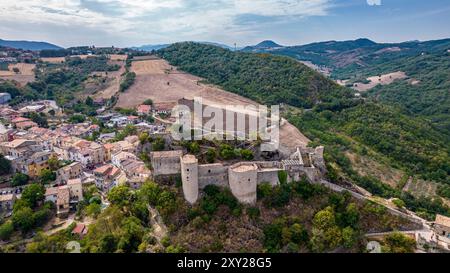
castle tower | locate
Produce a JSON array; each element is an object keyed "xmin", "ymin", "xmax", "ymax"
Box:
[
  {"xmin": 228, "ymin": 162, "xmax": 258, "ymax": 204},
  {"xmin": 180, "ymin": 154, "xmax": 199, "ymax": 204}
]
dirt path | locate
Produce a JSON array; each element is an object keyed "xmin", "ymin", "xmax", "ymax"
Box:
[{"xmin": 147, "ymin": 205, "xmax": 168, "ymax": 247}]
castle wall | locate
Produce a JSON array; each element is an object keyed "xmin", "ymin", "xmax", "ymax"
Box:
[
  {"xmin": 257, "ymin": 169, "xmax": 280, "ymax": 186},
  {"xmin": 228, "ymin": 163, "xmax": 258, "ymax": 204},
  {"xmin": 151, "ymin": 151, "xmax": 183, "ymax": 176},
  {"xmin": 198, "ymin": 163, "xmax": 228, "ymax": 189}
]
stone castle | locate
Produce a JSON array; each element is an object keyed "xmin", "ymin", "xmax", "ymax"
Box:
[{"xmin": 153, "ymin": 146, "xmax": 326, "ymax": 205}]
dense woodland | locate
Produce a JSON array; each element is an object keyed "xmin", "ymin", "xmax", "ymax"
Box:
[{"xmin": 159, "ymin": 42, "xmax": 355, "ymax": 110}]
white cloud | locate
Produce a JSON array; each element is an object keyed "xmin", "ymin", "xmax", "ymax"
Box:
[{"xmin": 0, "ymin": 0, "xmax": 333, "ymax": 46}]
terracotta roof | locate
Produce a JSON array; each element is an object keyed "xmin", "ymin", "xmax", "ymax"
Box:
[
  {"xmin": 137, "ymin": 104, "xmax": 151, "ymax": 113},
  {"xmin": 11, "ymin": 117, "xmax": 30, "ymax": 123},
  {"xmin": 72, "ymin": 223, "xmax": 88, "ymax": 235},
  {"xmin": 15, "ymin": 121, "xmax": 38, "ymax": 129},
  {"xmin": 67, "ymin": 178, "xmax": 82, "ymax": 186},
  {"xmin": 45, "ymin": 187, "xmax": 58, "ymax": 196}
]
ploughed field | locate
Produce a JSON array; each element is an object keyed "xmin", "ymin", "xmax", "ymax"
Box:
[
  {"xmin": 117, "ymin": 58, "xmax": 311, "ymax": 153},
  {"xmin": 0, "ymin": 63, "xmax": 36, "ymax": 86}
]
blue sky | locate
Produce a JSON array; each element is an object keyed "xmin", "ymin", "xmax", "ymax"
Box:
[{"xmin": 0, "ymin": 0, "xmax": 449, "ymax": 48}]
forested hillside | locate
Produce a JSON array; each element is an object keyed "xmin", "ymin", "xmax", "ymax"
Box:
[
  {"xmin": 247, "ymin": 38, "xmax": 450, "ymax": 134},
  {"xmin": 158, "ymin": 42, "xmax": 354, "ymax": 110},
  {"xmin": 159, "ymin": 42, "xmax": 450, "ymax": 219}
]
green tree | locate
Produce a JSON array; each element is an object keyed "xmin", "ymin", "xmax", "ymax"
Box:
[
  {"xmin": 86, "ymin": 203, "xmax": 102, "ymax": 218},
  {"xmin": 342, "ymin": 227, "xmax": 357, "ymax": 248},
  {"xmin": 33, "ymin": 208, "xmax": 52, "ymax": 227},
  {"xmin": 143, "ymin": 99, "xmax": 153, "ymax": 105},
  {"xmin": 47, "ymin": 156, "xmax": 60, "ymax": 171},
  {"xmin": 139, "ymin": 132, "xmax": 150, "ymax": 144},
  {"xmin": 240, "ymin": 149, "xmax": 254, "ymax": 161},
  {"xmin": 310, "ymin": 206, "xmax": 343, "ymax": 252},
  {"xmin": 85, "ymin": 96, "xmax": 94, "ymax": 106},
  {"xmin": 12, "ymin": 207, "xmax": 35, "ymax": 233},
  {"xmin": 206, "ymin": 148, "xmax": 217, "ymax": 163},
  {"xmin": 0, "ymin": 221, "xmax": 14, "ymax": 241},
  {"xmin": 21, "ymin": 183, "xmax": 45, "ymax": 208},
  {"xmin": 277, "ymin": 170, "xmax": 288, "ymax": 185},
  {"xmin": 99, "ymin": 234, "xmax": 117, "ymax": 253},
  {"xmin": 290, "ymin": 223, "xmax": 308, "ymax": 244},
  {"xmin": 342, "ymin": 203, "xmax": 360, "ymax": 228},
  {"xmin": 219, "ymin": 144, "xmax": 236, "ymax": 160},
  {"xmin": 152, "ymin": 137, "xmax": 165, "ymax": 151},
  {"xmin": 39, "ymin": 169, "xmax": 56, "ymax": 184},
  {"xmin": 188, "ymin": 142, "xmax": 200, "ymax": 154},
  {"xmin": 11, "ymin": 173, "xmax": 29, "ymax": 187},
  {"xmin": 383, "ymin": 232, "xmax": 416, "ymax": 253},
  {"xmin": 108, "ymin": 185, "xmax": 133, "ymax": 208},
  {"xmin": 0, "ymin": 155, "xmax": 12, "ymax": 175}
]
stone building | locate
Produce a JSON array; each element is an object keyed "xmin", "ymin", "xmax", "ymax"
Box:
[
  {"xmin": 179, "ymin": 146, "xmax": 325, "ymax": 204},
  {"xmin": 434, "ymin": 214, "xmax": 450, "ymax": 249},
  {"xmin": 150, "ymin": 150, "xmax": 183, "ymax": 176}
]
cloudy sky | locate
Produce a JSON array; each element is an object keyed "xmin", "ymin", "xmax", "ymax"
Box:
[{"xmin": 1, "ymin": 0, "xmax": 450, "ymax": 48}]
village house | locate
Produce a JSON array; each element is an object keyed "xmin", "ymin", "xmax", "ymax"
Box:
[
  {"xmin": 25, "ymin": 127, "xmax": 55, "ymax": 151},
  {"xmin": 56, "ymin": 186, "xmax": 70, "ymax": 218},
  {"xmin": 72, "ymin": 223, "xmax": 88, "ymax": 238},
  {"xmin": 15, "ymin": 120, "xmax": 38, "ymax": 130},
  {"xmin": 0, "ymin": 106, "xmax": 20, "ymax": 122},
  {"xmin": 18, "ymin": 104, "xmax": 46, "ymax": 114},
  {"xmin": 0, "ymin": 139, "xmax": 40, "ymax": 158},
  {"xmin": 0, "ymin": 139, "xmax": 44, "ymax": 174},
  {"xmin": 434, "ymin": 214, "xmax": 450, "ymax": 249},
  {"xmin": 0, "ymin": 124, "xmax": 14, "ymax": 142},
  {"xmin": 67, "ymin": 179, "xmax": 83, "ymax": 202},
  {"xmin": 111, "ymin": 151, "xmax": 151, "ymax": 188},
  {"xmin": 104, "ymin": 136, "xmax": 139, "ymax": 159},
  {"xmin": 26, "ymin": 151, "xmax": 55, "ymax": 178},
  {"xmin": 44, "ymin": 187, "xmax": 58, "ymax": 204},
  {"xmin": 108, "ymin": 116, "xmax": 128, "ymax": 127},
  {"xmin": 56, "ymin": 162, "xmax": 82, "ymax": 183},
  {"xmin": 137, "ymin": 104, "xmax": 152, "ymax": 116},
  {"xmin": 45, "ymin": 179, "xmax": 84, "ymax": 218},
  {"xmin": 153, "ymin": 102, "xmax": 176, "ymax": 115},
  {"xmin": 0, "ymin": 93, "xmax": 11, "ymax": 104},
  {"xmin": 111, "ymin": 151, "xmax": 138, "ymax": 166},
  {"xmin": 65, "ymin": 139, "xmax": 107, "ymax": 168},
  {"xmin": 0, "ymin": 193, "xmax": 16, "ymax": 213},
  {"xmin": 93, "ymin": 164, "xmax": 123, "ymax": 192},
  {"xmin": 11, "ymin": 117, "xmax": 32, "ymax": 127},
  {"xmin": 150, "ymin": 150, "xmax": 183, "ymax": 176}
]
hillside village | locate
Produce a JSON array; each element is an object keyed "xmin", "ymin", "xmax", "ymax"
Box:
[{"xmin": 1, "ymin": 44, "xmax": 449, "ymax": 253}]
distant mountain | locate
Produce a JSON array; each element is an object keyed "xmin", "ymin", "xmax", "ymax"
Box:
[
  {"xmin": 0, "ymin": 39, "xmax": 62, "ymax": 51},
  {"xmin": 132, "ymin": 44, "xmax": 171, "ymax": 52},
  {"xmin": 242, "ymin": 40, "xmax": 284, "ymax": 52},
  {"xmin": 242, "ymin": 38, "xmax": 450, "ymax": 70}
]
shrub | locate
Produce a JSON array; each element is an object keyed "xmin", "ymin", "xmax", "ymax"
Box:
[{"xmin": 0, "ymin": 221, "xmax": 14, "ymax": 241}]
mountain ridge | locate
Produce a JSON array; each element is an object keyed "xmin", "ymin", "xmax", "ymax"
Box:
[{"xmin": 0, "ymin": 38, "xmax": 62, "ymax": 51}]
